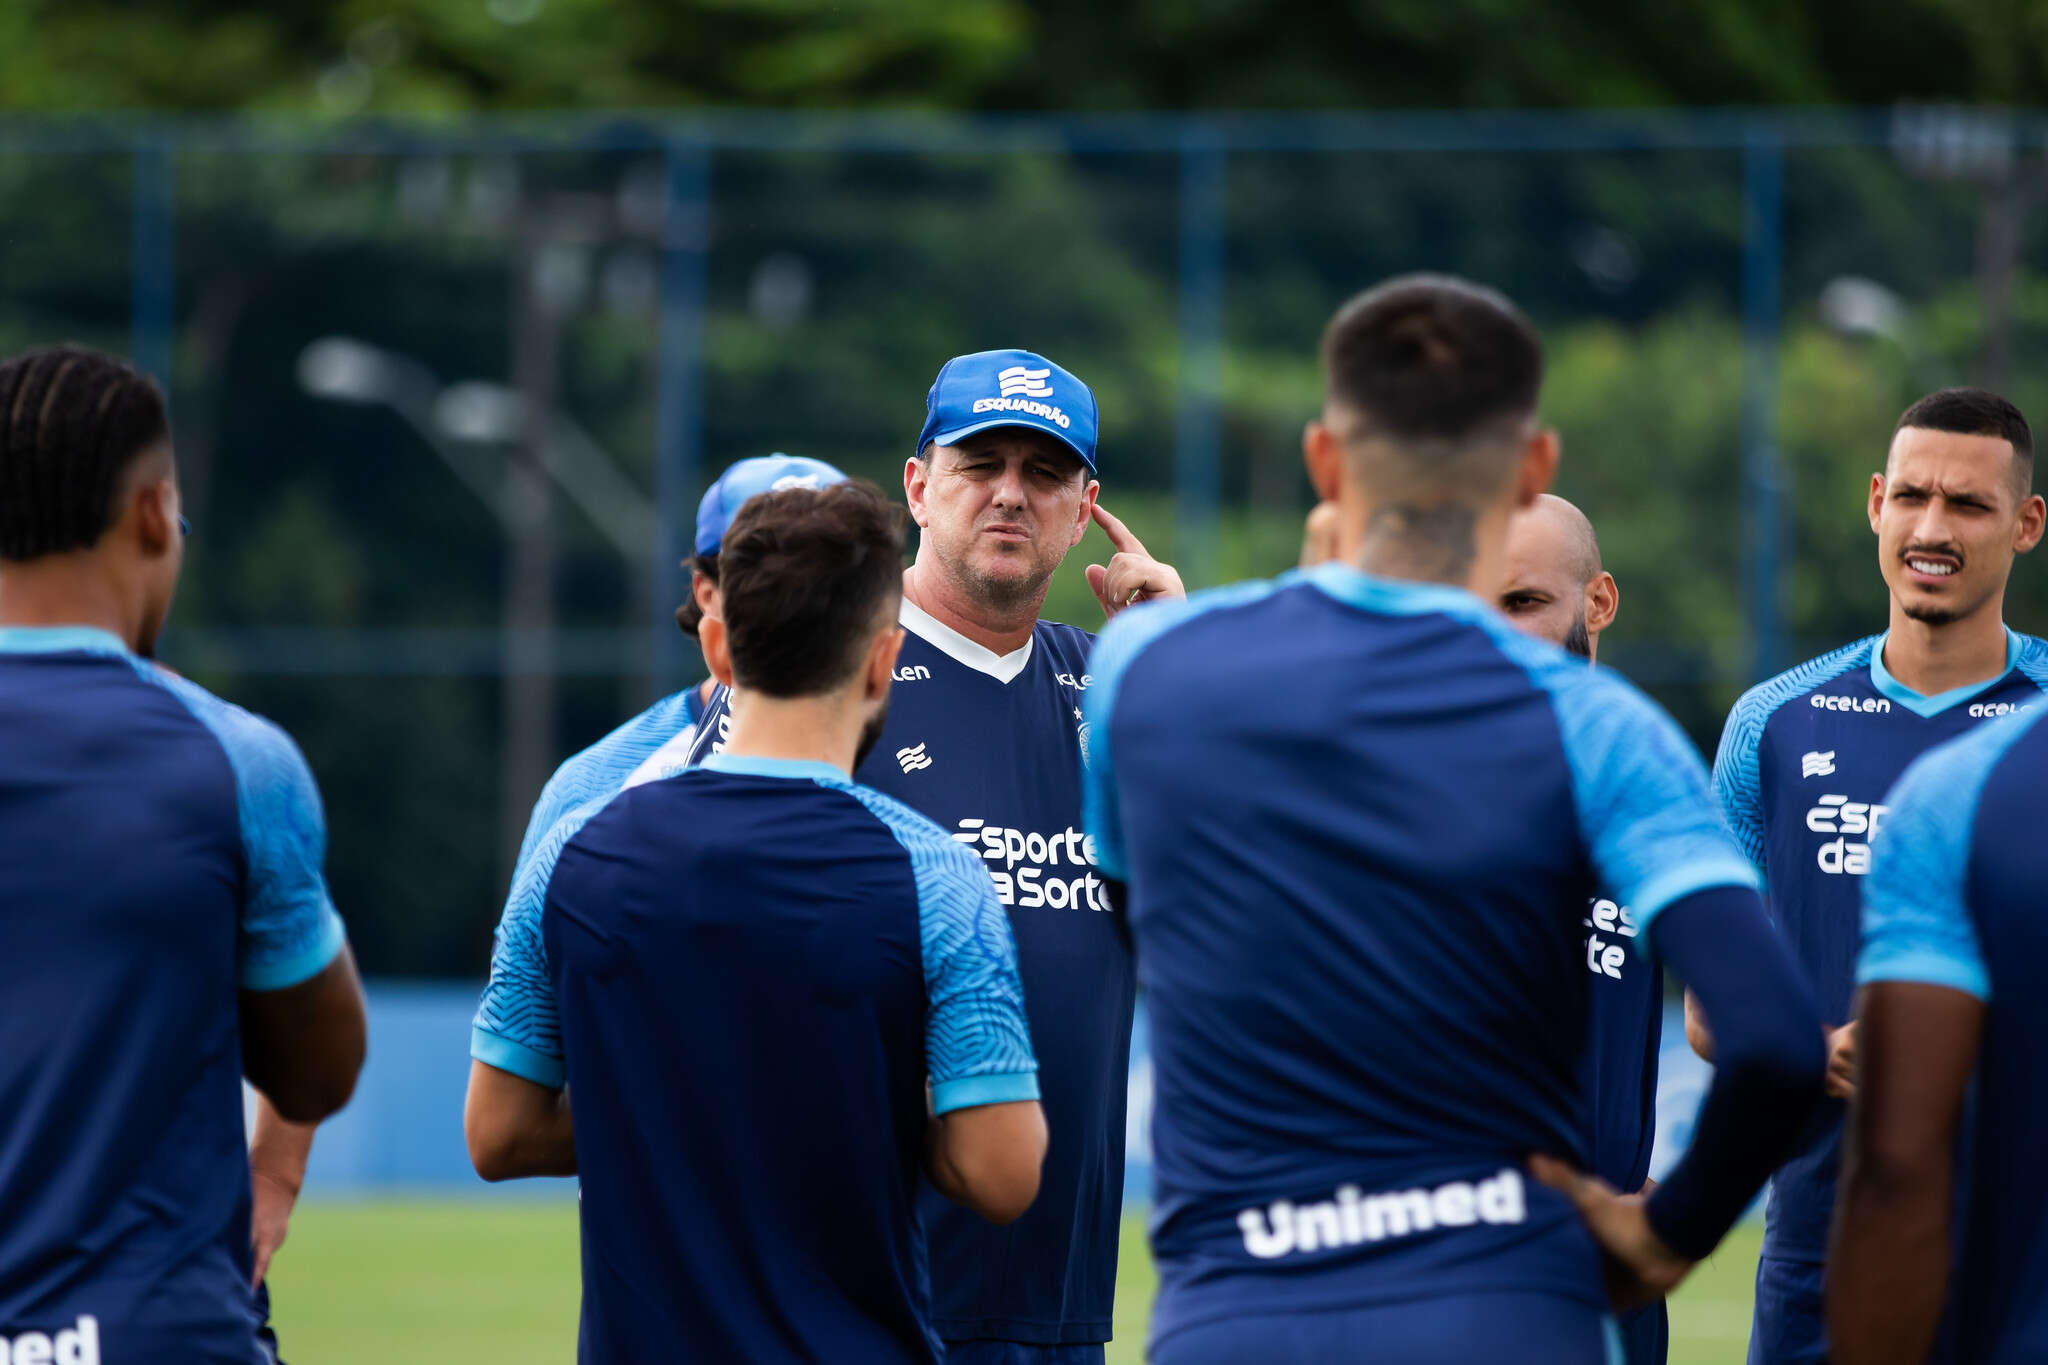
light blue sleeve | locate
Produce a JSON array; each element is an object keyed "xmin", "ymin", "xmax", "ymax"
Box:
[
  {"xmin": 841, "ymin": 786, "xmax": 1038, "ymax": 1114},
  {"xmin": 1711, "ymin": 689, "xmax": 1770, "ymax": 875},
  {"xmin": 471, "ymin": 802, "xmax": 601, "ymax": 1089},
  {"xmin": 1857, "ymin": 727, "xmax": 2010, "ymax": 1000},
  {"xmin": 156, "ymin": 673, "xmax": 347, "ymax": 991},
  {"xmin": 1542, "ymin": 663, "xmax": 1762, "ymax": 932}
]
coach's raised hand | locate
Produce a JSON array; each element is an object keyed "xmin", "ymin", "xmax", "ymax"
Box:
[{"xmin": 1085, "ymin": 502, "xmax": 1184, "ymax": 619}]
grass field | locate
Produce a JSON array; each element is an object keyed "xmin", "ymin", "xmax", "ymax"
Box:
[{"xmin": 270, "ymin": 1201, "xmax": 1762, "ymax": 1362}]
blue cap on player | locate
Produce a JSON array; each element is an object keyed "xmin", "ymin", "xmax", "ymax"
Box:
[
  {"xmin": 694, "ymin": 454, "xmax": 849, "ymax": 557},
  {"xmin": 916, "ymin": 348, "xmax": 1099, "ymax": 473}
]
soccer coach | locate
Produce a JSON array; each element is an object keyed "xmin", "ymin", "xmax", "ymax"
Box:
[{"xmin": 691, "ymin": 349, "xmax": 1183, "ymax": 1363}]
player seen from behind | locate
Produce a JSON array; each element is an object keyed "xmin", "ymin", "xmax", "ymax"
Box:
[
  {"xmin": 1082, "ymin": 275, "xmax": 1825, "ymax": 1362},
  {"xmin": 688, "ymin": 348, "xmax": 1183, "ymax": 1364},
  {"xmin": 0, "ymin": 345, "xmax": 367, "ymax": 1363},
  {"xmin": 1693, "ymin": 386, "xmax": 2048, "ymax": 1365},
  {"xmin": 464, "ymin": 453, "xmax": 844, "ymax": 1171},
  {"xmin": 467, "ymin": 480, "xmax": 1047, "ymax": 1361}
]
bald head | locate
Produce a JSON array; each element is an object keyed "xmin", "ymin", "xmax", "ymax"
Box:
[{"xmin": 1498, "ymin": 494, "xmax": 1616, "ymax": 661}]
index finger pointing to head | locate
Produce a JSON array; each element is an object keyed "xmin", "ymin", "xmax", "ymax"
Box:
[{"xmin": 1091, "ymin": 502, "xmax": 1148, "ymax": 555}]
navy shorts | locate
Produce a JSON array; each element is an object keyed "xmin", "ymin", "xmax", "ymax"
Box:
[
  {"xmin": 943, "ymin": 1342, "xmax": 1106, "ymax": 1365},
  {"xmin": 1616, "ymin": 1299, "xmax": 1667, "ymax": 1365},
  {"xmin": 1150, "ymin": 1293, "xmax": 1617, "ymax": 1364},
  {"xmin": 1747, "ymin": 1253, "xmax": 1827, "ymax": 1365}
]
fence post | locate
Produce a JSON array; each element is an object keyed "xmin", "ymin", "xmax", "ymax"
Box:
[
  {"xmin": 131, "ymin": 130, "xmax": 175, "ymax": 390},
  {"xmin": 654, "ymin": 139, "xmax": 711, "ymax": 693},
  {"xmin": 1175, "ymin": 130, "xmax": 1226, "ymax": 588},
  {"xmin": 1741, "ymin": 127, "xmax": 1786, "ymax": 685}
]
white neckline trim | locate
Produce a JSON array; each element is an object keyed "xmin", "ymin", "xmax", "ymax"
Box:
[{"xmin": 899, "ymin": 597, "xmax": 1035, "ymax": 683}]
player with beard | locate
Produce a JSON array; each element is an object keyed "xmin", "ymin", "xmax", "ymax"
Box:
[
  {"xmin": 463, "ymin": 454, "xmax": 844, "ymax": 1175},
  {"xmin": 688, "ymin": 349, "xmax": 1181, "ymax": 1364},
  {"xmin": 464, "ymin": 481, "xmax": 1047, "ymax": 1361},
  {"xmin": 1497, "ymin": 495, "xmax": 1617, "ymax": 664},
  {"xmin": 1692, "ymin": 387, "xmax": 2048, "ymax": 1365},
  {"xmin": 1496, "ymin": 495, "xmax": 1668, "ymax": 1365}
]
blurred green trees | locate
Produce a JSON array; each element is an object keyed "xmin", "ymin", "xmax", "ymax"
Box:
[
  {"xmin": 6, "ymin": 9, "xmax": 2048, "ymax": 973},
  {"xmin": 3, "ymin": 0, "xmax": 2048, "ymax": 115}
]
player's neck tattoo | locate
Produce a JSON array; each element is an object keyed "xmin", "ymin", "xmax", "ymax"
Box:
[{"xmin": 1356, "ymin": 501, "xmax": 1479, "ymax": 585}]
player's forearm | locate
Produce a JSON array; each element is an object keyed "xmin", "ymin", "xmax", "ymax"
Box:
[
  {"xmin": 1827, "ymin": 1159, "xmax": 1952, "ymax": 1365},
  {"xmin": 249, "ymin": 1094, "xmax": 316, "ymax": 1198},
  {"xmin": 1644, "ymin": 887, "xmax": 1825, "ymax": 1258}
]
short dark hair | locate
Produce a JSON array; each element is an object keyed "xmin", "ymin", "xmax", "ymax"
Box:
[
  {"xmin": 1321, "ymin": 274, "xmax": 1543, "ymax": 444},
  {"xmin": 674, "ymin": 552, "xmax": 718, "ymax": 638},
  {"xmin": 0, "ymin": 345, "xmax": 170, "ymax": 560},
  {"xmin": 717, "ymin": 480, "xmax": 908, "ymax": 698},
  {"xmin": 1896, "ymin": 387, "xmax": 2034, "ymax": 493}
]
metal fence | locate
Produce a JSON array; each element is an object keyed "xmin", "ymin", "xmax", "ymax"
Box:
[{"xmin": 8, "ymin": 107, "xmax": 2048, "ymax": 974}]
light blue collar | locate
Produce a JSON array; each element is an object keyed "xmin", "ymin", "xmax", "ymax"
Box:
[
  {"xmin": 1869, "ymin": 627, "xmax": 2021, "ymax": 718},
  {"xmin": 0, "ymin": 625, "xmax": 131, "ymax": 657},
  {"xmin": 1299, "ymin": 561, "xmax": 1488, "ymax": 619},
  {"xmin": 699, "ymin": 753, "xmax": 849, "ymax": 785}
]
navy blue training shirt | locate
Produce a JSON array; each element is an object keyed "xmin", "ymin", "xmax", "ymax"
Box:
[
  {"xmin": 689, "ymin": 599, "xmax": 1135, "ymax": 1346},
  {"xmin": 1713, "ymin": 629, "xmax": 2048, "ymax": 1264},
  {"xmin": 1861, "ymin": 705, "xmax": 2048, "ymax": 1362},
  {"xmin": 1583, "ymin": 893, "xmax": 1660, "ymax": 1200},
  {"xmin": 0, "ymin": 626, "xmax": 347, "ymax": 1364},
  {"xmin": 474, "ymin": 754, "xmax": 1038, "ymax": 1363},
  {"xmin": 1081, "ymin": 565, "xmax": 1759, "ymax": 1350}
]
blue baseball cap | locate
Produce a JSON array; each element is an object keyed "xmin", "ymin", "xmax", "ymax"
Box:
[
  {"xmin": 915, "ymin": 348, "xmax": 1099, "ymax": 473},
  {"xmin": 694, "ymin": 454, "xmax": 849, "ymax": 558}
]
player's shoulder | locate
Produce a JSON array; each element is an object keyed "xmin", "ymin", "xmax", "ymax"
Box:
[
  {"xmin": 142, "ymin": 666, "xmax": 319, "ymax": 799},
  {"xmin": 2008, "ymin": 630, "xmax": 2048, "ymax": 691},
  {"xmin": 1090, "ymin": 575, "xmax": 1299, "ymax": 694},
  {"xmin": 521, "ymin": 789, "xmax": 619, "ymax": 889},
  {"xmin": 1729, "ymin": 635, "xmax": 1880, "ymax": 729},
  {"xmin": 830, "ymin": 776, "xmax": 989, "ymax": 879},
  {"xmin": 541, "ymin": 687, "xmax": 698, "ymax": 799},
  {"xmin": 1898, "ymin": 703, "xmax": 2048, "ymax": 809}
]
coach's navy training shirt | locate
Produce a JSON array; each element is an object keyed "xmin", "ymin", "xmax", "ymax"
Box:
[
  {"xmin": 1862, "ymin": 705, "xmax": 2048, "ymax": 1362},
  {"xmin": 1081, "ymin": 565, "xmax": 1757, "ymax": 1348},
  {"xmin": 1713, "ymin": 629, "xmax": 2048, "ymax": 1264},
  {"xmin": 0, "ymin": 627, "xmax": 346, "ymax": 1364},
  {"xmin": 689, "ymin": 599, "xmax": 1136, "ymax": 1345},
  {"xmin": 476, "ymin": 754, "xmax": 1038, "ymax": 1363}
]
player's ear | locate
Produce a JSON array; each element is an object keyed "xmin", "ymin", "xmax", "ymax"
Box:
[
  {"xmin": 131, "ymin": 475, "xmax": 179, "ymax": 559},
  {"xmin": 2014, "ymin": 493, "xmax": 2046, "ymax": 555},
  {"xmin": 1072, "ymin": 479, "xmax": 1099, "ymax": 549},
  {"xmin": 1585, "ymin": 571, "xmax": 1619, "ymax": 635},
  {"xmin": 905, "ymin": 453, "xmax": 933, "ymax": 529},
  {"xmin": 1513, "ymin": 429, "xmax": 1560, "ymax": 508},
  {"xmin": 1302, "ymin": 421, "xmax": 1341, "ymax": 503},
  {"xmin": 1868, "ymin": 473, "xmax": 1886, "ymax": 535},
  {"xmin": 700, "ymin": 614, "xmax": 735, "ymax": 687},
  {"xmin": 691, "ymin": 571, "xmax": 720, "ymax": 623},
  {"xmin": 867, "ymin": 625, "xmax": 905, "ymax": 702}
]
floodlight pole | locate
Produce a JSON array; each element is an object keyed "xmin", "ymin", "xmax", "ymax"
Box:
[{"xmin": 1741, "ymin": 129, "xmax": 1786, "ymax": 685}]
